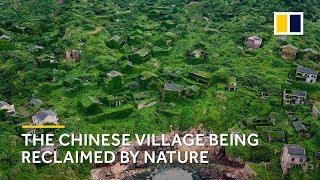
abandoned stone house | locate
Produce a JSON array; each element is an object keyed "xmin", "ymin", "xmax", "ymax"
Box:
[
  {"xmin": 312, "ymin": 102, "xmax": 319, "ymax": 118},
  {"xmin": 107, "ymin": 70, "xmax": 123, "ymax": 80},
  {"xmin": 140, "ymin": 71, "xmax": 158, "ymax": 88},
  {"xmin": 280, "ymin": 45, "xmax": 298, "ymax": 60},
  {"xmin": 32, "ymin": 109, "xmax": 58, "ymax": 125},
  {"xmin": 267, "ymin": 131, "xmax": 286, "ymax": 142},
  {"xmin": 36, "ymin": 54, "xmax": 58, "ymax": 68},
  {"xmin": 301, "ymin": 48, "xmax": 318, "ymax": 60},
  {"xmin": 29, "ymin": 45, "xmax": 44, "ymax": 53},
  {"xmin": 133, "ymin": 91, "xmax": 150, "ymax": 101},
  {"xmin": 186, "ymin": 48, "xmax": 207, "ymax": 64},
  {"xmin": 65, "ymin": 49, "xmax": 80, "ymax": 61},
  {"xmin": 80, "ymin": 96, "xmax": 103, "ymax": 115},
  {"xmin": 104, "ymin": 95, "xmax": 127, "ymax": 107},
  {"xmin": 0, "ymin": 101, "xmax": 15, "ymax": 114},
  {"xmin": 187, "ymin": 69, "xmax": 212, "ymax": 86},
  {"xmin": 227, "ymin": 77, "xmax": 237, "ymax": 91},
  {"xmin": 295, "ymin": 66, "xmax": 318, "ymax": 83},
  {"xmin": 291, "ymin": 118, "xmax": 308, "ymax": 133},
  {"xmin": 106, "ymin": 35, "xmax": 124, "ymax": 49},
  {"xmin": 281, "ymin": 144, "xmax": 307, "ymax": 175},
  {"xmin": 245, "ymin": 35, "xmax": 262, "ymax": 49},
  {"xmin": 184, "ymin": 85, "xmax": 200, "ymax": 98},
  {"xmin": 152, "ymin": 46, "xmax": 171, "ymax": 57},
  {"xmin": 129, "ymin": 48, "xmax": 151, "ymax": 63},
  {"xmin": 106, "ymin": 70, "xmax": 124, "ymax": 91},
  {"xmin": 119, "ymin": 60, "xmax": 134, "ymax": 72},
  {"xmin": 162, "ymin": 83, "xmax": 184, "ymax": 101},
  {"xmin": 283, "ymin": 90, "xmax": 307, "ymax": 105},
  {"xmin": 29, "ymin": 98, "xmax": 44, "ymax": 107}
]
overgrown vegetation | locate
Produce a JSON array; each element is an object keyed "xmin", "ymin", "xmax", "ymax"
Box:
[{"xmin": 0, "ymin": 0, "xmax": 319, "ymax": 179}]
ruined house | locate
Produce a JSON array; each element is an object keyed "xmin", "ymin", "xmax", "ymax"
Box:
[
  {"xmin": 162, "ymin": 83, "xmax": 184, "ymax": 102},
  {"xmin": 281, "ymin": 144, "xmax": 307, "ymax": 175},
  {"xmin": 267, "ymin": 131, "xmax": 286, "ymax": 142},
  {"xmin": 301, "ymin": 48, "xmax": 318, "ymax": 60},
  {"xmin": 32, "ymin": 109, "xmax": 58, "ymax": 125},
  {"xmin": 36, "ymin": 54, "xmax": 57, "ymax": 66},
  {"xmin": 129, "ymin": 48, "xmax": 151, "ymax": 63},
  {"xmin": 103, "ymin": 95, "xmax": 127, "ymax": 107},
  {"xmin": 29, "ymin": 98, "xmax": 44, "ymax": 107},
  {"xmin": 119, "ymin": 60, "xmax": 134, "ymax": 72},
  {"xmin": 133, "ymin": 91, "xmax": 150, "ymax": 101},
  {"xmin": 186, "ymin": 49, "xmax": 207, "ymax": 64},
  {"xmin": 162, "ymin": 20, "xmax": 177, "ymax": 29},
  {"xmin": 184, "ymin": 85, "xmax": 200, "ymax": 98},
  {"xmin": 185, "ymin": 43, "xmax": 208, "ymax": 64},
  {"xmin": 140, "ymin": 71, "xmax": 159, "ymax": 88},
  {"xmin": 156, "ymin": 102, "xmax": 181, "ymax": 116},
  {"xmin": 187, "ymin": 69, "xmax": 213, "ymax": 86},
  {"xmin": 291, "ymin": 118, "xmax": 308, "ymax": 133},
  {"xmin": 295, "ymin": 66, "xmax": 318, "ymax": 83},
  {"xmin": 65, "ymin": 49, "xmax": 80, "ymax": 61},
  {"xmin": 152, "ymin": 46, "xmax": 171, "ymax": 57},
  {"xmin": 280, "ymin": 45, "xmax": 298, "ymax": 60},
  {"xmin": 312, "ymin": 102, "xmax": 319, "ymax": 118},
  {"xmin": 0, "ymin": 101, "xmax": 15, "ymax": 114},
  {"xmin": 283, "ymin": 90, "xmax": 307, "ymax": 105},
  {"xmin": 80, "ymin": 96, "xmax": 102, "ymax": 115},
  {"xmin": 245, "ymin": 36, "xmax": 262, "ymax": 49},
  {"xmin": 107, "ymin": 70, "xmax": 123, "ymax": 80},
  {"xmin": 106, "ymin": 35, "xmax": 124, "ymax": 49},
  {"xmin": 106, "ymin": 70, "xmax": 124, "ymax": 92},
  {"xmin": 227, "ymin": 77, "xmax": 237, "ymax": 91},
  {"xmin": 29, "ymin": 45, "xmax": 44, "ymax": 53}
]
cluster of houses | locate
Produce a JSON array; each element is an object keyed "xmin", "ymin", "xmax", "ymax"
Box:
[
  {"xmin": 3, "ymin": 2, "xmax": 319, "ymax": 175},
  {"xmin": 1, "ymin": 98, "xmax": 59, "ymax": 126},
  {"xmin": 245, "ymin": 35, "xmax": 319, "ymax": 175}
]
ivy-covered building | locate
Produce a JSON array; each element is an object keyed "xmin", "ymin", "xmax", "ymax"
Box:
[{"xmin": 129, "ymin": 48, "xmax": 151, "ymax": 63}]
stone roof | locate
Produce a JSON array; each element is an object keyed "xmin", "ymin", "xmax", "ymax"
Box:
[
  {"xmin": 29, "ymin": 45, "xmax": 44, "ymax": 52},
  {"xmin": 296, "ymin": 66, "xmax": 318, "ymax": 75},
  {"xmin": 107, "ymin": 70, "xmax": 122, "ymax": 78},
  {"xmin": 110, "ymin": 35, "xmax": 122, "ymax": 41},
  {"xmin": 289, "ymin": 90, "xmax": 307, "ymax": 97},
  {"xmin": 164, "ymin": 83, "xmax": 184, "ymax": 92},
  {"xmin": 292, "ymin": 119, "xmax": 307, "ymax": 132},
  {"xmin": 136, "ymin": 48, "xmax": 150, "ymax": 57},
  {"xmin": 247, "ymin": 35, "xmax": 262, "ymax": 41},
  {"xmin": 286, "ymin": 145, "xmax": 306, "ymax": 157},
  {"xmin": 30, "ymin": 98, "xmax": 44, "ymax": 106},
  {"xmin": 33, "ymin": 110, "xmax": 57, "ymax": 122}
]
